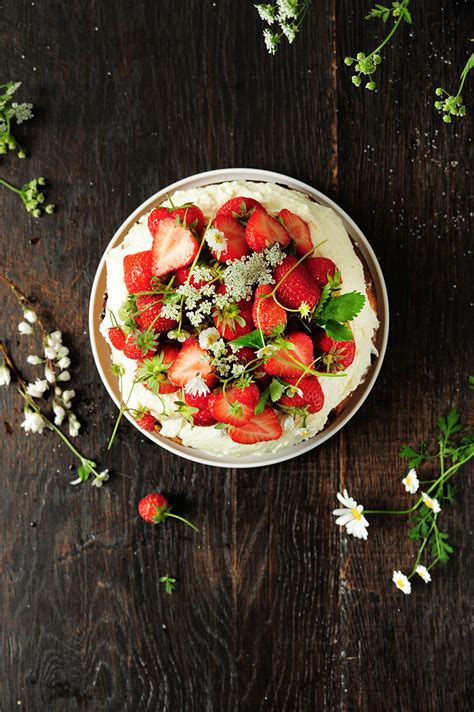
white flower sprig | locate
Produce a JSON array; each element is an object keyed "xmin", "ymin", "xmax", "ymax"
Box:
[
  {"xmin": 255, "ymin": 1, "xmax": 313, "ymax": 55},
  {"xmin": 0, "ymin": 274, "xmax": 108, "ymax": 487},
  {"xmin": 333, "ymin": 403, "xmax": 474, "ymax": 595}
]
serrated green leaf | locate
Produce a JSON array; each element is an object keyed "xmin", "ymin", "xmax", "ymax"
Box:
[
  {"xmin": 229, "ymin": 329, "xmax": 265, "ymax": 350},
  {"xmin": 269, "ymin": 379, "xmax": 286, "ymax": 402},
  {"xmin": 319, "ymin": 292, "xmax": 365, "ymax": 323},
  {"xmin": 324, "ymin": 321, "xmax": 353, "ymax": 342}
]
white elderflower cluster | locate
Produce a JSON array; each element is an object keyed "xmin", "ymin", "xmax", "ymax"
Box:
[
  {"xmin": 223, "ymin": 244, "xmax": 285, "ymax": 302},
  {"xmin": 255, "ymin": 1, "xmax": 305, "ymax": 55}
]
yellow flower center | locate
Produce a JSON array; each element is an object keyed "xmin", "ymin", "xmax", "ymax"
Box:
[
  {"xmin": 396, "ymin": 578, "xmax": 405, "ymax": 588},
  {"xmin": 351, "ymin": 507, "xmax": 362, "ymax": 521},
  {"xmin": 424, "ymin": 499, "xmax": 433, "ymax": 509}
]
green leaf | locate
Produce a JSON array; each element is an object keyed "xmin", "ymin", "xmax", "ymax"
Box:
[
  {"xmin": 313, "ymin": 282, "xmax": 332, "ymax": 319},
  {"xmin": 324, "ymin": 321, "xmax": 353, "ymax": 342},
  {"xmin": 400, "ymin": 442, "xmax": 429, "ymax": 468},
  {"xmin": 229, "ymin": 329, "xmax": 265, "ymax": 350},
  {"xmin": 269, "ymin": 379, "xmax": 286, "ymax": 402},
  {"xmin": 254, "ymin": 387, "xmax": 270, "ymax": 415},
  {"xmin": 460, "ymin": 53, "xmax": 474, "ymax": 82},
  {"xmin": 319, "ymin": 292, "xmax": 365, "ymax": 323},
  {"xmin": 366, "ymin": 4, "xmax": 391, "ymax": 21},
  {"xmin": 77, "ymin": 463, "xmax": 91, "ymax": 482}
]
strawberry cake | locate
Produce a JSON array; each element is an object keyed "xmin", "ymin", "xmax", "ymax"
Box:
[{"xmin": 99, "ymin": 180, "xmax": 379, "ymax": 456}]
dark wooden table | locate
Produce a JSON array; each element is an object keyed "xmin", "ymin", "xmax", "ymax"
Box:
[{"xmin": 1, "ymin": 1, "xmax": 472, "ymax": 710}]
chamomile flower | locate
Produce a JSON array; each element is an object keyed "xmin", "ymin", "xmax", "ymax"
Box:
[
  {"xmin": 285, "ymin": 384, "xmax": 303, "ymax": 398},
  {"xmin": 256, "ymin": 343, "xmax": 279, "ymax": 360},
  {"xmin": 198, "ymin": 327, "xmax": 220, "ymax": 350},
  {"xmin": 21, "ymin": 409, "xmax": 45, "ymax": 434},
  {"xmin": 184, "ymin": 374, "xmax": 210, "ymax": 397},
  {"xmin": 402, "ymin": 468, "xmax": 419, "ymax": 494},
  {"xmin": 333, "ymin": 489, "xmax": 369, "ymax": 540},
  {"xmin": 0, "ymin": 364, "xmax": 11, "ymax": 386},
  {"xmin": 392, "ymin": 570, "xmax": 411, "ymax": 595},
  {"xmin": 415, "ymin": 565, "xmax": 432, "ymax": 584},
  {"xmin": 205, "ymin": 227, "xmax": 227, "ymax": 255},
  {"xmin": 18, "ymin": 321, "xmax": 33, "ymax": 335},
  {"xmin": 295, "ymin": 427, "xmax": 313, "ymax": 441},
  {"xmin": 26, "ymin": 378, "xmax": 49, "ymax": 398},
  {"xmin": 421, "ymin": 492, "xmax": 441, "ymax": 514}
]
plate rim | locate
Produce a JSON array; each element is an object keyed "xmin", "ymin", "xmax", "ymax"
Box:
[{"xmin": 88, "ymin": 168, "xmax": 389, "ymax": 468}]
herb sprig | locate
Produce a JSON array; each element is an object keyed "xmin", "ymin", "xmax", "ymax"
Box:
[
  {"xmin": 435, "ymin": 50, "xmax": 474, "ymax": 123},
  {"xmin": 255, "ymin": 0, "xmax": 313, "ymax": 55}
]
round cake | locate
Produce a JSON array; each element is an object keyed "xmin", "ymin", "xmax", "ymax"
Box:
[{"xmin": 99, "ymin": 180, "xmax": 379, "ymax": 456}]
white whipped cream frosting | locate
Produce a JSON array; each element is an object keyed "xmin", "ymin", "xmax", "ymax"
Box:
[{"xmin": 99, "ymin": 180, "xmax": 379, "ymax": 456}]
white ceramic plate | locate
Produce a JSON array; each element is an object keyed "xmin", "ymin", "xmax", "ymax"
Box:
[{"xmin": 89, "ymin": 168, "xmax": 389, "ymax": 468}]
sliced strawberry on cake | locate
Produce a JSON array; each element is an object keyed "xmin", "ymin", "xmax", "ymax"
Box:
[
  {"xmin": 168, "ymin": 338, "xmax": 216, "ymax": 390},
  {"xmin": 210, "ymin": 213, "xmax": 250, "ymax": 262},
  {"xmin": 228, "ymin": 406, "xmax": 283, "ymax": 444},
  {"xmin": 274, "ymin": 255, "xmax": 320, "ymax": 310},
  {"xmin": 135, "ymin": 294, "xmax": 178, "ymax": 333},
  {"xmin": 151, "ymin": 217, "xmax": 199, "ymax": 278},
  {"xmin": 264, "ymin": 332, "xmax": 314, "ymax": 378},
  {"xmin": 313, "ymin": 328, "xmax": 356, "ymax": 370},
  {"xmin": 123, "ymin": 251, "xmax": 152, "ymax": 293},
  {"xmin": 208, "ymin": 382, "xmax": 260, "ymax": 427},
  {"xmin": 245, "ymin": 207, "xmax": 290, "ymax": 252},
  {"xmin": 252, "ymin": 284, "xmax": 287, "ymax": 336},
  {"xmin": 278, "ymin": 209, "xmax": 313, "ymax": 256},
  {"xmin": 135, "ymin": 410, "xmax": 157, "ymax": 431},
  {"xmin": 279, "ymin": 375, "xmax": 325, "ymax": 413}
]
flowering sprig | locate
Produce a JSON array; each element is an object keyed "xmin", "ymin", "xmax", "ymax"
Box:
[
  {"xmin": 333, "ymin": 399, "xmax": 473, "ymax": 594},
  {"xmin": 0, "ymin": 81, "xmax": 32, "ymax": 158},
  {"xmin": 0, "ymin": 275, "xmax": 107, "ymax": 486},
  {"xmin": 344, "ymin": 1, "xmax": 412, "ymax": 91},
  {"xmin": 0, "ymin": 176, "xmax": 54, "ymax": 217},
  {"xmin": 255, "ymin": 0, "xmax": 313, "ymax": 55},
  {"xmin": 434, "ymin": 50, "xmax": 473, "ymax": 123}
]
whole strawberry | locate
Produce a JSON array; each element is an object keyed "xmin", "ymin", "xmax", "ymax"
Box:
[{"xmin": 138, "ymin": 492, "xmax": 199, "ymax": 531}]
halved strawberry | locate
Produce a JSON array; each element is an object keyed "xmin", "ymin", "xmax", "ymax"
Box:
[
  {"xmin": 151, "ymin": 217, "xmax": 199, "ymax": 278},
  {"xmin": 278, "ymin": 209, "xmax": 313, "ymax": 256},
  {"xmin": 135, "ymin": 294, "xmax": 177, "ymax": 333},
  {"xmin": 215, "ymin": 196, "xmax": 263, "ymax": 224},
  {"xmin": 313, "ymin": 328, "xmax": 356, "ymax": 370},
  {"xmin": 137, "ymin": 345, "xmax": 180, "ymax": 394},
  {"xmin": 245, "ymin": 208, "xmax": 290, "ymax": 252},
  {"xmin": 252, "ymin": 284, "xmax": 287, "ymax": 336},
  {"xmin": 148, "ymin": 204, "xmax": 206, "ymax": 236},
  {"xmin": 228, "ymin": 406, "xmax": 283, "ymax": 445},
  {"xmin": 279, "ymin": 375, "xmax": 324, "ymax": 413},
  {"xmin": 123, "ymin": 251, "xmax": 152, "ymax": 293},
  {"xmin": 208, "ymin": 383, "xmax": 260, "ymax": 427},
  {"xmin": 108, "ymin": 327, "xmax": 126, "ymax": 350},
  {"xmin": 306, "ymin": 256, "xmax": 338, "ymax": 288},
  {"xmin": 168, "ymin": 339, "xmax": 216, "ymax": 389},
  {"xmin": 213, "ymin": 286, "xmax": 254, "ymax": 340},
  {"xmin": 211, "ymin": 214, "xmax": 250, "ymax": 262},
  {"xmin": 274, "ymin": 255, "xmax": 320, "ymax": 310},
  {"xmin": 135, "ymin": 411, "xmax": 157, "ymax": 431},
  {"xmin": 184, "ymin": 390, "xmax": 211, "ymax": 410},
  {"xmin": 264, "ymin": 332, "xmax": 314, "ymax": 378},
  {"xmin": 123, "ymin": 332, "xmax": 156, "ymax": 361},
  {"xmin": 192, "ymin": 408, "xmax": 216, "ymax": 426}
]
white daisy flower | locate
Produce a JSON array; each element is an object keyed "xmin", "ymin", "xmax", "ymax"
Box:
[
  {"xmin": 392, "ymin": 570, "xmax": 411, "ymax": 595},
  {"xmin": 415, "ymin": 565, "xmax": 431, "ymax": 583},
  {"xmin": 26, "ymin": 378, "xmax": 49, "ymax": 398},
  {"xmin": 333, "ymin": 489, "xmax": 369, "ymax": 540},
  {"xmin": 184, "ymin": 374, "xmax": 210, "ymax": 397},
  {"xmin": 421, "ymin": 492, "xmax": 441, "ymax": 514},
  {"xmin": 57, "ymin": 370, "xmax": 71, "ymax": 382},
  {"xmin": 402, "ymin": 468, "xmax": 419, "ymax": 494},
  {"xmin": 205, "ymin": 227, "xmax": 227, "ymax": 255},
  {"xmin": 256, "ymin": 343, "xmax": 279, "ymax": 360},
  {"xmin": 285, "ymin": 384, "xmax": 303, "ymax": 398},
  {"xmin": 199, "ymin": 327, "xmax": 220, "ymax": 350},
  {"xmin": 44, "ymin": 366, "xmax": 56, "ymax": 384},
  {"xmin": 23, "ymin": 308, "xmax": 37, "ymax": 324},
  {"xmin": 0, "ymin": 364, "xmax": 11, "ymax": 386},
  {"xmin": 18, "ymin": 321, "xmax": 33, "ymax": 335},
  {"xmin": 27, "ymin": 355, "xmax": 42, "ymax": 365},
  {"xmin": 21, "ymin": 409, "xmax": 45, "ymax": 434}
]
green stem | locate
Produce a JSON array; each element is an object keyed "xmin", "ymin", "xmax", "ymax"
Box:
[
  {"xmin": 0, "ymin": 177, "xmax": 21, "ymax": 194},
  {"xmin": 165, "ymin": 512, "xmax": 199, "ymax": 532},
  {"xmin": 408, "ymin": 516, "xmax": 437, "ymax": 579},
  {"xmin": 370, "ymin": 9, "xmax": 405, "ymax": 58}
]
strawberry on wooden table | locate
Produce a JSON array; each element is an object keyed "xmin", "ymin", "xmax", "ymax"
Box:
[
  {"xmin": 151, "ymin": 216, "xmax": 199, "ymax": 278},
  {"xmin": 245, "ymin": 207, "xmax": 290, "ymax": 252},
  {"xmin": 228, "ymin": 406, "xmax": 283, "ymax": 444},
  {"xmin": 210, "ymin": 213, "xmax": 250, "ymax": 262},
  {"xmin": 274, "ymin": 255, "xmax": 321, "ymax": 310},
  {"xmin": 123, "ymin": 250, "xmax": 152, "ymax": 293},
  {"xmin": 279, "ymin": 375, "xmax": 325, "ymax": 413},
  {"xmin": 168, "ymin": 338, "xmax": 216, "ymax": 389},
  {"xmin": 264, "ymin": 331, "xmax": 314, "ymax": 378},
  {"xmin": 138, "ymin": 492, "xmax": 199, "ymax": 531},
  {"xmin": 208, "ymin": 382, "xmax": 260, "ymax": 426},
  {"xmin": 252, "ymin": 284, "xmax": 287, "ymax": 335},
  {"xmin": 313, "ymin": 328, "xmax": 356, "ymax": 370},
  {"xmin": 278, "ymin": 209, "xmax": 313, "ymax": 256},
  {"xmin": 306, "ymin": 256, "xmax": 338, "ymax": 288},
  {"xmin": 135, "ymin": 294, "xmax": 177, "ymax": 333}
]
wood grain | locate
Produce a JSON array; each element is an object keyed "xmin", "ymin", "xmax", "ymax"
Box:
[{"xmin": 0, "ymin": 1, "xmax": 472, "ymax": 710}]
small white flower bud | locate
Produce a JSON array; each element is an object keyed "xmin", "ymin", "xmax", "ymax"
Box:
[
  {"xmin": 27, "ymin": 355, "xmax": 42, "ymax": 365},
  {"xmin": 23, "ymin": 308, "xmax": 37, "ymax": 323},
  {"xmin": 57, "ymin": 371, "xmax": 71, "ymax": 382}
]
